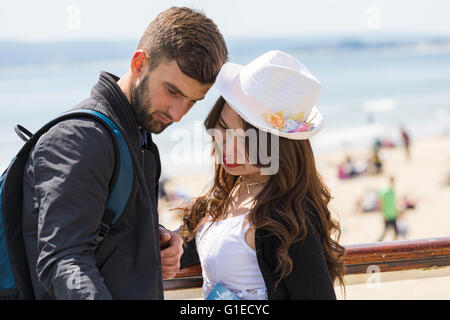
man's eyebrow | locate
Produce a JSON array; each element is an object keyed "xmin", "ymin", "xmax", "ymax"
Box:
[{"xmin": 165, "ymin": 82, "xmax": 204, "ymax": 102}]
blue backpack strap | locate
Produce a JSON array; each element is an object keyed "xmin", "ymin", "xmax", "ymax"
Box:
[
  {"xmin": 60, "ymin": 109, "xmax": 133, "ymax": 244},
  {"xmin": 0, "ymin": 109, "xmax": 132, "ymax": 299}
]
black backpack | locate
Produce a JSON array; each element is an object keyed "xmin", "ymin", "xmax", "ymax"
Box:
[{"xmin": 0, "ymin": 109, "xmax": 133, "ymax": 299}]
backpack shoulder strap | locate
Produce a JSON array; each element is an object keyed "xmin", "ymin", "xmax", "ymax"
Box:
[
  {"xmin": 62, "ymin": 110, "xmax": 134, "ymax": 244},
  {"xmin": 18, "ymin": 109, "xmax": 133, "ymax": 243},
  {"xmin": 0, "ymin": 109, "xmax": 133, "ymax": 299}
]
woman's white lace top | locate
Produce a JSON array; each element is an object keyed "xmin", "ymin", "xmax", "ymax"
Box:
[{"xmin": 195, "ymin": 212, "xmax": 268, "ymax": 300}]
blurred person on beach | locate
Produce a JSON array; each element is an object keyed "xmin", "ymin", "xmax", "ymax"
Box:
[
  {"xmin": 338, "ymin": 155, "xmax": 367, "ymax": 179},
  {"xmin": 355, "ymin": 188, "xmax": 380, "ymax": 213},
  {"xmin": 377, "ymin": 176, "xmax": 400, "ymax": 242},
  {"xmin": 20, "ymin": 7, "xmax": 228, "ymax": 299},
  {"xmin": 370, "ymin": 141, "xmax": 383, "ymax": 174},
  {"xmin": 374, "ymin": 137, "xmax": 382, "ymax": 149},
  {"xmin": 372, "ymin": 148, "xmax": 382, "ymax": 174},
  {"xmin": 178, "ymin": 51, "xmax": 345, "ymax": 300},
  {"xmin": 343, "ymin": 155, "xmax": 357, "ymax": 178},
  {"xmin": 400, "ymin": 125, "xmax": 411, "ymax": 160},
  {"xmin": 395, "ymin": 210, "xmax": 408, "ymax": 240},
  {"xmin": 381, "ymin": 137, "xmax": 395, "ymax": 148},
  {"xmin": 402, "ymin": 195, "xmax": 416, "ymax": 211}
]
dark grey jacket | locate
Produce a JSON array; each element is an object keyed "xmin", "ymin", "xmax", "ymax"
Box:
[{"xmin": 21, "ymin": 71, "xmax": 163, "ymax": 299}]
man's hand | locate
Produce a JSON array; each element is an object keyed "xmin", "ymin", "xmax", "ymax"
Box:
[{"xmin": 159, "ymin": 226, "xmax": 184, "ymax": 280}]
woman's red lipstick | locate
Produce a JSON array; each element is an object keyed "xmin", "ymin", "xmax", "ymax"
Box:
[{"xmin": 223, "ymin": 153, "xmax": 240, "ymax": 168}]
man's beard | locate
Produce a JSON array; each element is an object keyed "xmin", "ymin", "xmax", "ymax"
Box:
[{"xmin": 130, "ymin": 74, "xmax": 173, "ymax": 134}]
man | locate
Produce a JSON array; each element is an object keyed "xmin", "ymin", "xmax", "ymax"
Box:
[
  {"xmin": 21, "ymin": 7, "xmax": 228, "ymax": 299},
  {"xmin": 377, "ymin": 176, "xmax": 399, "ymax": 242},
  {"xmin": 400, "ymin": 126, "xmax": 411, "ymax": 160}
]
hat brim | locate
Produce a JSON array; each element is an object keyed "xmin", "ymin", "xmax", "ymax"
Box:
[{"xmin": 215, "ymin": 62, "xmax": 323, "ymax": 140}]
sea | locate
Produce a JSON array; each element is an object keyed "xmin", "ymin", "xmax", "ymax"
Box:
[{"xmin": 1, "ymin": 35, "xmax": 449, "ymax": 178}]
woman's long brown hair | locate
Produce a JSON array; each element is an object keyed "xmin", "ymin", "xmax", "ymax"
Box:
[{"xmin": 179, "ymin": 97, "xmax": 346, "ymax": 294}]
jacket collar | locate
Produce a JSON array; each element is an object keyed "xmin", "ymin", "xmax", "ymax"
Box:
[{"xmin": 91, "ymin": 71, "xmax": 143, "ymax": 151}]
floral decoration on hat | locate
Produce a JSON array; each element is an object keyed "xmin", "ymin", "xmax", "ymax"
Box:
[{"xmin": 262, "ymin": 111, "xmax": 316, "ymax": 133}]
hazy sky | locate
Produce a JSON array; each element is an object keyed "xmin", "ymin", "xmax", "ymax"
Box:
[{"xmin": 1, "ymin": 0, "xmax": 450, "ymax": 41}]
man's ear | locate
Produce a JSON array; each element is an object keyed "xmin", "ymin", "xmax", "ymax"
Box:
[{"xmin": 130, "ymin": 50, "xmax": 148, "ymax": 75}]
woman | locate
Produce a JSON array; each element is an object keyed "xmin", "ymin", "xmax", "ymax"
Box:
[{"xmin": 178, "ymin": 51, "xmax": 345, "ymax": 300}]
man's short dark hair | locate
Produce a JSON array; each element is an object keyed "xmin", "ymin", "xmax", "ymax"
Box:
[{"xmin": 137, "ymin": 7, "xmax": 228, "ymax": 84}]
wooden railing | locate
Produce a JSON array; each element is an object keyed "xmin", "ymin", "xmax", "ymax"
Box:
[{"xmin": 163, "ymin": 236, "xmax": 450, "ymax": 291}]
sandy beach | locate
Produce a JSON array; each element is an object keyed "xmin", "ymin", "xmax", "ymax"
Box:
[
  {"xmin": 159, "ymin": 134, "xmax": 450, "ymax": 299},
  {"xmin": 317, "ymin": 134, "xmax": 450, "ymax": 245}
]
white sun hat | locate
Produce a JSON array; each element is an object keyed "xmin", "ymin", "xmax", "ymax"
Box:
[{"xmin": 215, "ymin": 50, "xmax": 323, "ymax": 140}]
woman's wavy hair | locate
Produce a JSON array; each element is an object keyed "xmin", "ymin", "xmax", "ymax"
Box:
[{"xmin": 179, "ymin": 96, "xmax": 346, "ymax": 293}]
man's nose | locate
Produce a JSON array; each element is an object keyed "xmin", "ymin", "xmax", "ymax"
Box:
[{"xmin": 168, "ymin": 101, "xmax": 190, "ymax": 122}]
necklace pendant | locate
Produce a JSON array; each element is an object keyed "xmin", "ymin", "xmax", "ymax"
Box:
[{"xmin": 246, "ymin": 183, "xmax": 258, "ymax": 194}]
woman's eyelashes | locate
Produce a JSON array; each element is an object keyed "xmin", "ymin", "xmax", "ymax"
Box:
[{"xmin": 217, "ymin": 120, "xmax": 228, "ymax": 130}]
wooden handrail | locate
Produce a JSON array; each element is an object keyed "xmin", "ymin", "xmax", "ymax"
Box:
[
  {"xmin": 343, "ymin": 236, "xmax": 450, "ymax": 274},
  {"xmin": 163, "ymin": 236, "xmax": 450, "ymax": 291}
]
